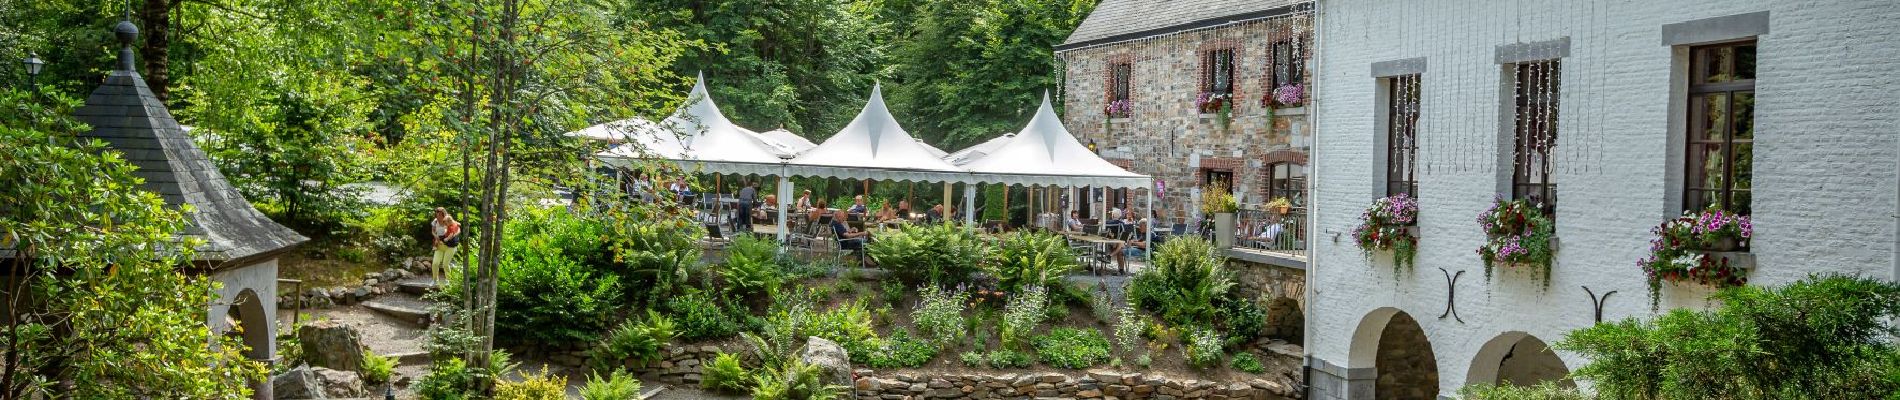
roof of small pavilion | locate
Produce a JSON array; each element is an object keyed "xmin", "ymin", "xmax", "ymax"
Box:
[{"xmin": 70, "ymin": 21, "xmax": 307, "ymax": 264}]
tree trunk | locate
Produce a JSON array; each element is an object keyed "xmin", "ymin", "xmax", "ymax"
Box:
[{"xmin": 141, "ymin": 0, "xmax": 172, "ymax": 102}]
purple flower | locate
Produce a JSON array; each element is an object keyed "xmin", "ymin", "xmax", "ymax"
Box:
[{"xmin": 1273, "ymin": 84, "xmax": 1305, "ymax": 106}]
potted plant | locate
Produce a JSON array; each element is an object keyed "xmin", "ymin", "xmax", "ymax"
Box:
[
  {"xmin": 1196, "ymin": 92, "xmax": 1233, "ymax": 132},
  {"xmin": 1353, "ymin": 194, "xmax": 1418, "ymax": 276},
  {"xmin": 1201, "ymin": 184, "xmax": 1239, "ymax": 248},
  {"xmin": 1637, "ymin": 207, "xmax": 1753, "ymax": 309},
  {"xmin": 1475, "ymin": 196, "xmax": 1558, "ymax": 287},
  {"xmin": 1103, "ymin": 99, "xmax": 1131, "ymax": 131},
  {"xmin": 1265, "ymin": 196, "xmax": 1292, "ymax": 215}
]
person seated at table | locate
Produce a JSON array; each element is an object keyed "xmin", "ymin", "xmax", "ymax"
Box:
[
  {"xmin": 809, "ymin": 200, "xmax": 831, "ymax": 221},
  {"xmin": 832, "ymin": 209, "xmax": 871, "ymax": 243},
  {"xmin": 1112, "ymin": 223, "xmax": 1164, "ymax": 274},
  {"xmin": 753, "ymin": 194, "xmax": 778, "ymax": 222},
  {"xmin": 875, "ymin": 203, "xmax": 899, "ymax": 223},
  {"xmin": 795, "ymin": 189, "xmax": 813, "ymax": 212},
  {"xmin": 1250, "ymin": 221, "xmax": 1285, "ymax": 247},
  {"xmin": 848, "ymin": 195, "xmax": 868, "ymax": 214},
  {"xmin": 925, "ymin": 204, "xmax": 944, "ymax": 222},
  {"xmin": 896, "ymin": 200, "xmax": 913, "ymax": 219},
  {"xmin": 1065, "ymin": 210, "xmax": 1085, "ymax": 232}
]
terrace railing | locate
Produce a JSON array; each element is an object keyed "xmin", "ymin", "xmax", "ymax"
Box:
[{"xmin": 1234, "ymin": 206, "xmax": 1306, "ymax": 257}]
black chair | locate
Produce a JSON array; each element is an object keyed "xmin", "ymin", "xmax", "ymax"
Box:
[{"xmin": 836, "ymin": 229, "xmax": 870, "ymax": 266}]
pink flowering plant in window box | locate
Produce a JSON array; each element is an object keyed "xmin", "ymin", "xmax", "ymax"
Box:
[
  {"xmin": 1103, "ymin": 99, "xmax": 1132, "ymax": 119},
  {"xmin": 1475, "ymin": 196, "xmax": 1557, "ymax": 287},
  {"xmin": 1638, "ymin": 207, "xmax": 1753, "ymax": 309},
  {"xmin": 1353, "ymin": 194, "xmax": 1419, "ymax": 277},
  {"xmin": 1267, "ymin": 83, "xmax": 1304, "ymax": 108}
]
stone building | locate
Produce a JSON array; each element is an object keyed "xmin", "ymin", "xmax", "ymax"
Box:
[
  {"xmin": 1304, "ymin": 1, "xmax": 1900, "ymax": 399},
  {"xmin": 1056, "ymin": 0, "xmax": 1316, "ymax": 223},
  {"xmin": 74, "ymin": 20, "xmax": 307, "ymax": 399}
]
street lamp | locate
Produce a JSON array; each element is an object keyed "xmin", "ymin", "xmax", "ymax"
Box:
[
  {"xmin": 22, "ymin": 53, "xmax": 43, "ymax": 97},
  {"xmin": 1087, "ymin": 139, "xmax": 1098, "ymax": 154}
]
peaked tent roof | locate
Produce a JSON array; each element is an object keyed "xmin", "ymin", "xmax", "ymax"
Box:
[
  {"xmin": 786, "ymin": 84, "xmax": 970, "ymax": 183},
  {"xmin": 944, "ymin": 133, "xmax": 1015, "ymax": 166},
  {"xmin": 595, "ymin": 74, "xmax": 788, "ymax": 176},
  {"xmin": 750, "ymin": 128, "xmax": 815, "ymax": 158},
  {"xmin": 962, "ymin": 93, "xmax": 1150, "ymax": 188},
  {"xmin": 71, "ymin": 20, "xmax": 307, "ymax": 265}
]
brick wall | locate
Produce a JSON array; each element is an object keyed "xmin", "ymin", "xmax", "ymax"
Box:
[
  {"xmin": 1060, "ymin": 12, "xmax": 1316, "ymax": 222},
  {"xmin": 1307, "ymin": 0, "xmax": 1900, "ymax": 398}
]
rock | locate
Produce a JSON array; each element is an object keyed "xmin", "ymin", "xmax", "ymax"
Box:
[
  {"xmin": 311, "ymin": 367, "xmax": 366, "ymax": 398},
  {"xmin": 799, "ymin": 336, "xmax": 854, "ymax": 390},
  {"xmin": 1266, "ymin": 342, "xmax": 1303, "ymax": 358},
  {"xmin": 297, "ymin": 320, "xmax": 365, "ymax": 372},
  {"xmin": 364, "ymin": 278, "xmax": 380, "ymax": 287},
  {"xmin": 351, "ymin": 286, "xmax": 371, "ymax": 300},
  {"xmin": 272, "ymin": 366, "xmax": 326, "ymax": 399}
]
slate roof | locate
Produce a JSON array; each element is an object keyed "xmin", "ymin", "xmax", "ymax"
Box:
[
  {"xmin": 1059, "ymin": 0, "xmax": 1311, "ymax": 51},
  {"xmin": 70, "ymin": 27, "xmax": 307, "ymax": 265}
]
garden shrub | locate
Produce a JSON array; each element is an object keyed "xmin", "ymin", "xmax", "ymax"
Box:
[
  {"xmin": 416, "ymin": 358, "xmax": 475, "ymax": 400},
  {"xmin": 1558, "ymin": 275, "xmax": 1900, "ymax": 399},
  {"xmin": 861, "ymin": 330, "xmax": 940, "ymax": 368},
  {"xmin": 1230, "ymin": 352, "xmax": 1265, "ymax": 374},
  {"xmin": 495, "ymin": 207, "xmax": 622, "ymax": 344},
  {"xmin": 999, "ymin": 286, "xmax": 1051, "ymax": 349},
  {"xmin": 912, "ymin": 285, "xmax": 968, "ymax": 345},
  {"xmin": 719, "ymin": 234, "xmax": 782, "ymax": 301},
  {"xmin": 1112, "ymin": 306, "xmax": 1148, "ymax": 354},
  {"xmin": 1032, "ymin": 328, "xmax": 1113, "ymax": 369},
  {"xmin": 986, "ymin": 231, "xmax": 1079, "ymax": 293},
  {"xmin": 602, "ymin": 202, "xmax": 703, "ymax": 302},
  {"xmin": 1457, "ymin": 382, "xmax": 1589, "ymax": 400},
  {"xmin": 361, "ymin": 349, "xmax": 397, "ymax": 384},
  {"xmin": 867, "ymin": 223, "xmax": 990, "ymax": 286},
  {"xmin": 666, "ymin": 291, "xmax": 750, "ymax": 341},
  {"xmin": 750, "ymin": 359, "xmax": 849, "ymax": 400},
  {"xmin": 495, "ymin": 367, "xmax": 567, "ymax": 400},
  {"xmin": 960, "ymin": 351, "xmax": 986, "ymax": 367},
  {"xmin": 350, "ymin": 206, "xmax": 419, "ymax": 264},
  {"xmin": 702, "ymin": 352, "xmax": 751, "ymax": 393},
  {"xmin": 589, "ymin": 310, "xmax": 677, "ymax": 370},
  {"xmin": 1186, "ymin": 328, "xmax": 1225, "ymax": 369},
  {"xmin": 579, "ymin": 370, "xmax": 643, "ymax": 400},
  {"xmin": 806, "ymin": 300, "xmax": 879, "ymax": 354},
  {"xmin": 986, "ymin": 349, "xmax": 1033, "ymax": 369},
  {"xmin": 1128, "ymin": 238, "xmax": 1235, "ymax": 325},
  {"xmin": 880, "ymin": 280, "xmax": 906, "ymax": 306},
  {"xmin": 1220, "ymin": 299, "xmax": 1267, "ymax": 347}
]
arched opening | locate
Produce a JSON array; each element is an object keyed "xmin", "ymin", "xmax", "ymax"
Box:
[
  {"xmin": 1467, "ymin": 332, "xmax": 1573, "ymax": 389},
  {"xmin": 1261, "ymin": 297, "xmax": 1304, "ymax": 345},
  {"xmin": 228, "ymin": 288, "xmax": 274, "ymax": 399},
  {"xmin": 1352, "ymin": 310, "xmax": 1436, "ymax": 400}
]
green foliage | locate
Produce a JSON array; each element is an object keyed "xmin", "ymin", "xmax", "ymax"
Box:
[
  {"xmin": 861, "ymin": 330, "xmax": 941, "ymax": 368},
  {"xmin": 1230, "ymin": 352, "xmax": 1266, "ymax": 374},
  {"xmin": 720, "ymin": 234, "xmax": 784, "ymax": 300},
  {"xmin": 667, "ymin": 291, "xmax": 753, "ymax": 341},
  {"xmin": 1032, "ymin": 328, "xmax": 1113, "ymax": 369},
  {"xmin": 1476, "ymin": 197, "xmax": 1558, "ymax": 286},
  {"xmin": 1135, "ymin": 353, "xmax": 1153, "ymax": 369},
  {"xmin": 580, "ymin": 370, "xmax": 644, "ymax": 400},
  {"xmin": 590, "ymin": 311, "xmax": 678, "ymax": 371},
  {"xmin": 702, "ymin": 352, "xmax": 753, "ymax": 393},
  {"xmin": 1128, "ymin": 238, "xmax": 1236, "ymax": 325},
  {"xmin": 986, "ymin": 231, "xmax": 1080, "ymax": 293},
  {"xmin": 749, "ymin": 359, "xmax": 850, "ymax": 400},
  {"xmin": 1559, "ymin": 275, "xmax": 1900, "ymax": 399},
  {"xmin": 1220, "ymin": 299, "xmax": 1267, "ymax": 347},
  {"xmin": 912, "ymin": 285, "xmax": 969, "ymax": 345},
  {"xmin": 495, "ymin": 367, "xmax": 568, "ymax": 400},
  {"xmin": 982, "ymin": 185, "xmax": 1008, "ymax": 221},
  {"xmin": 1000, "ymin": 286, "xmax": 1052, "ymax": 349},
  {"xmin": 1186, "ymin": 328, "xmax": 1226, "ymax": 369},
  {"xmin": 868, "ymin": 223, "xmax": 991, "ymax": 286},
  {"xmin": 986, "ymin": 349, "xmax": 1033, "ymax": 369},
  {"xmin": 198, "ymin": 88, "xmax": 371, "ymax": 235},
  {"xmin": 495, "ymin": 207, "xmax": 622, "ymax": 344},
  {"xmin": 0, "ymin": 89, "xmax": 263, "ymax": 397},
  {"xmin": 1112, "ymin": 306, "xmax": 1149, "ymax": 354},
  {"xmin": 603, "ymin": 201, "xmax": 706, "ymax": 303},
  {"xmin": 960, "ymin": 351, "xmax": 986, "ymax": 367},
  {"xmin": 1457, "ymin": 383, "xmax": 1590, "ymax": 400},
  {"xmin": 362, "ymin": 349, "xmax": 398, "ymax": 384},
  {"xmin": 416, "ymin": 358, "xmax": 476, "ymax": 400},
  {"xmin": 884, "ymin": 0, "xmax": 1100, "ymax": 149},
  {"xmin": 880, "ymin": 280, "xmax": 907, "ymax": 306}
]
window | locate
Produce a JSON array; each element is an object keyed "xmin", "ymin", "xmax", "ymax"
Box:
[
  {"xmin": 1201, "ymin": 168, "xmax": 1234, "ymax": 192},
  {"xmin": 1107, "ymin": 62, "xmax": 1132, "ymax": 117},
  {"xmin": 1269, "ymin": 40, "xmax": 1305, "ymax": 90},
  {"xmin": 1510, "ymin": 60, "xmax": 1560, "ymax": 206},
  {"xmin": 1684, "ymin": 41, "xmax": 1755, "ymax": 215},
  {"xmin": 1386, "ymin": 74, "xmax": 1421, "ymax": 198},
  {"xmin": 1202, "ymin": 49, "xmax": 1236, "ymax": 96},
  {"xmin": 1265, "ymin": 162, "xmax": 1306, "ymax": 206}
]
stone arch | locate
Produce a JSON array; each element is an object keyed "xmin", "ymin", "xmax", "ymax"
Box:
[
  {"xmin": 228, "ymin": 288, "xmax": 274, "ymax": 399},
  {"xmin": 1261, "ymin": 296, "xmax": 1304, "ymax": 345},
  {"xmin": 1347, "ymin": 308, "xmax": 1440, "ymax": 400},
  {"xmin": 1467, "ymin": 332, "xmax": 1573, "ymax": 389}
]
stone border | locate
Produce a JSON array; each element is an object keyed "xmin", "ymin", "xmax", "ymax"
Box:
[{"xmin": 853, "ymin": 369, "xmax": 1299, "ymax": 400}]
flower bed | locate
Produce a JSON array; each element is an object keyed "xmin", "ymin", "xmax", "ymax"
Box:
[
  {"xmin": 1353, "ymin": 194, "xmax": 1418, "ymax": 276},
  {"xmin": 1476, "ymin": 197, "xmax": 1557, "ymax": 286},
  {"xmin": 1637, "ymin": 208, "xmax": 1753, "ymax": 309}
]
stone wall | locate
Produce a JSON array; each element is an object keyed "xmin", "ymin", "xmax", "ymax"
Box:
[
  {"xmin": 1229, "ymin": 260, "xmax": 1306, "ymax": 344},
  {"xmin": 1058, "ymin": 12, "xmax": 1315, "ymax": 220},
  {"xmin": 518, "ymin": 342, "xmax": 732, "ymax": 387},
  {"xmin": 853, "ymin": 370, "xmax": 1299, "ymax": 400},
  {"xmin": 1372, "ymin": 314, "xmax": 1435, "ymax": 400}
]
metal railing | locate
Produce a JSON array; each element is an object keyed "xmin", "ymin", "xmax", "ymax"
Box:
[{"xmin": 1234, "ymin": 206, "xmax": 1306, "ymax": 257}]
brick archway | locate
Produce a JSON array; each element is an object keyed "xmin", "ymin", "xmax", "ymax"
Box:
[{"xmin": 1349, "ymin": 308, "xmax": 1440, "ymax": 400}]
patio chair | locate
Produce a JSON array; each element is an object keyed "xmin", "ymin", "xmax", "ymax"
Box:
[
  {"xmin": 700, "ymin": 223, "xmax": 730, "ymax": 250},
  {"xmin": 836, "ymin": 230, "xmax": 870, "ymax": 267}
]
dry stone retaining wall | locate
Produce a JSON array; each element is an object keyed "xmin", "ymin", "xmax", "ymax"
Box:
[{"xmin": 853, "ymin": 369, "xmax": 1299, "ymax": 400}]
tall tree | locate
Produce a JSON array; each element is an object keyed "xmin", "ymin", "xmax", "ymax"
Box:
[
  {"xmin": 141, "ymin": 0, "xmax": 172, "ymax": 101},
  {"xmin": 884, "ymin": 0, "xmax": 1096, "ymax": 149}
]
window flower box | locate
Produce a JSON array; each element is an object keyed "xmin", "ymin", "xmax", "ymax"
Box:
[
  {"xmin": 1476, "ymin": 196, "xmax": 1558, "ymax": 287},
  {"xmin": 1354, "ymin": 194, "xmax": 1420, "ymax": 277},
  {"xmin": 1263, "ymin": 83, "xmax": 1306, "ymax": 108},
  {"xmin": 1638, "ymin": 208, "xmax": 1753, "ymax": 309}
]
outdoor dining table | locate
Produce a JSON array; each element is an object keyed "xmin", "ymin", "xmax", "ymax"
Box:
[{"xmin": 1063, "ymin": 232, "xmax": 1125, "ymax": 274}]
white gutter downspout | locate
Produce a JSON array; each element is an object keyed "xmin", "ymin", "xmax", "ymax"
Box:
[{"xmin": 1303, "ymin": 0, "xmax": 1325, "ymax": 382}]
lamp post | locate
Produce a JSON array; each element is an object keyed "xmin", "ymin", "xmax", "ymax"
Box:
[{"xmin": 22, "ymin": 53, "xmax": 43, "ymax": 97}]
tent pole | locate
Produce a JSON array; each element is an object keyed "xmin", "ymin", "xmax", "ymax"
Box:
[
  {"xmin": 964, "ymin": 184, "xmax": 976, "ymax": 225},
  {"xmin": 777, "ymin": 175, "xmax": 791, "ymax": 246},
  {"xmin": 1002, "ymin": 185, "xmax": 1009, "ymax": 227},
  {"xmin": 1145, "ymin": 187, "xmax": 1154, "ymax": 267},
  {"xmin": 942, "ymin": 182, "xmax": 951, "ymax": 218}
]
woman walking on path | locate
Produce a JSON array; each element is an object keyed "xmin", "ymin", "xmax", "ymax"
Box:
[{"xmin": 430, "ymin": 207, "xmax": 462, "ymax": 282}]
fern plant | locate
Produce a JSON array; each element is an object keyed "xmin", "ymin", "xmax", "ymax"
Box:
[
  {"xmin": 701, "ymin": 352, "xmax": 752, "ymax": 393},
  {"xmin": 866, "ymin": 223, "xmax": 990, "ymax": 286},
  {"xmin": 1128, "ymin": 237, "xmax": 1235, "ymax": 325},
  {"xmin": 579, "ymin": 370, "xmax": 643, "ymax": 400},
  {"xmin": 986, "ymin": 231, "xmax": 1079, "ymax": 293},
  {"xmin": 720, "ymin": 234, "xmax": 783, "ymax": 300}
]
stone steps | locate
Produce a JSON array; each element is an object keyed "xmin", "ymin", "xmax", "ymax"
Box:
[
  {"xmin": 395, "ymin": 277, "xmax": 439, "ymax": 296},
  {"xmin": 362, "ymin": 295, "xmax": 432, "ymax": 327}
]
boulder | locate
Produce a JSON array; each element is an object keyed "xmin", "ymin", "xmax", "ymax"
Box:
[
  {"xmin": 297, "ymin": 320, "xmax": 365, "ymax": 372},
  {"xmin": 799, "ymin": 336, "xmax": 854, "ymax": 390},
  {"xmin": 272, "ymin": 366, "xmax": 327, "ymax": 399},
  {"xmin": 312, "ymin": 367, "xmax": 367, "ymax": 398}
]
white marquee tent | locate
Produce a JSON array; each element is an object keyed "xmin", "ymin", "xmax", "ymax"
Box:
[
  {"xmin": 785, "ymin": 84, "xmax": 970, "ymax": 184},
  {"xmin": 961, "ymin": 93, "xmax": 1150, "ymax": 189},
  {"xmin": 595, "ymin": 74, "xmax": 788, "ymax": 176}
]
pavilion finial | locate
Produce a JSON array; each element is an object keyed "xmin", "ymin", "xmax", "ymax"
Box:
[{"xmin": 113, "ymin": 19, "xmax": 138, "ymax": 72}]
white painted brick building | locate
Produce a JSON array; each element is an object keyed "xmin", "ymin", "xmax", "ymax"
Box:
[{"xmin": 1303, "ymin": 0, "xmax": 1900, "ymax": 398}]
